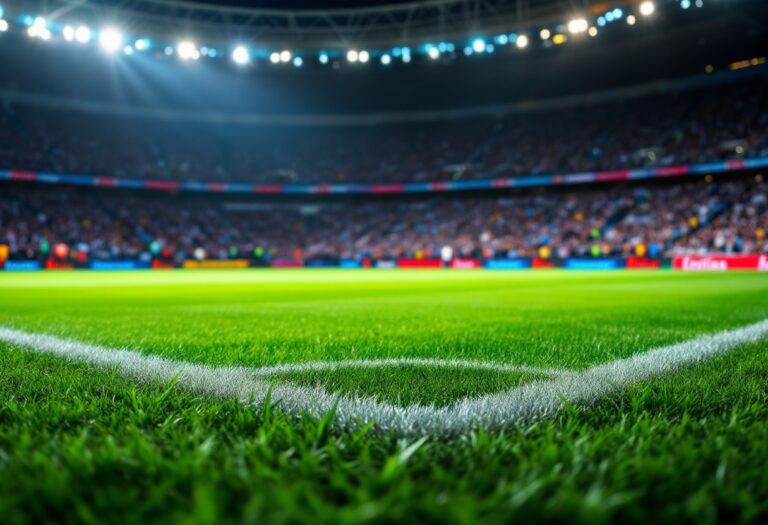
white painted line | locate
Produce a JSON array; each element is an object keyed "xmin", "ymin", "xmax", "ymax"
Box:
[
  {"xmin": 1, "ymin": 320, "xmax": 767, "ymax": 437},
  {"xmin": 250, "ymin": 357, "xmax": 563, "ymax": 378}
]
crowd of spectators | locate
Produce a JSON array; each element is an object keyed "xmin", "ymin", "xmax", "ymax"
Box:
[
  {"xmin": 1, "ymin": 176, "xmax": 765, "ymax": 263},
  {"xmin": 0, "ymin": 75, "xmax": 767, "ymax": 185}
]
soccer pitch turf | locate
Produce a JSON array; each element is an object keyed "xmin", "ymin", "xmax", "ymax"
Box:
[{"xmin": 1, "ymin": 269, "xmax": 767, "ymax": 523}]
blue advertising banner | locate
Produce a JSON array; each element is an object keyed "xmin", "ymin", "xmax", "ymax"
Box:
[
  {"xmin": 90, "ymin": 261, "xmax": 151, "ymax": 270},
  {"xmin": 564, "ymin": 258, "xmax": 626, "ymax": 270},
  {"xmin": 3, "ymin": 260, "xmax": 42, "ymax": 271},
  {"xmin": 484, "ymin": 259, "xmax": 533, "ymax": 270}
]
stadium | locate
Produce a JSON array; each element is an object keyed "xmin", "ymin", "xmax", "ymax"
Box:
[{"xmin": 1, "ymin": 0, "xmax": 767, "ymax": 522}]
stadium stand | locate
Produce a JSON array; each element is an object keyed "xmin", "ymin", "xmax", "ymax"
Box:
[
  {"xmin": 1, "ymin": 175, "xmax": 765, "ymax": 264},
  {"xmin": 1, "ymin": 74, "xmax": 766, "ymax": 185}
]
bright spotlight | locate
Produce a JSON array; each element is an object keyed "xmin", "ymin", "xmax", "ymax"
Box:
[
  {"xmin": 75, "ymin": 26, "xmax": 91, "ymax": 43},
  {"xmin": 627, "ymin": 14, "xmax": 637, "ymax": 25},
  {"xmin": 177, "ymin": 41, "xmax": 200, "ymax": 60},
  {"xmin": 346, "ymin": 49, "xmax": 359, "ymax": 62},
  {"xmin": 567, "ymin": 18, "xmax": 588, "ymax": 34},
  {"xmin": 539, "ymin": 28, "xmax": 551, "ymax": 40},
  {"xmin": 681, "ymin": 0, "xmax": 691, "ymax": 8},
  {"xmin": 588, "ymin": 26, "xmax": 598, "ymax": 37},
  {"xmin": 402, "ymin": 52, "xmax": 411, "ymax": 63},
  {"xmin": 269, "ymin": 52, "xmax": 280, "ymax": 63},
  {"xmin": 99, "ymin": 28, "xmax": 123, "ymax": 54},
  {"xmin": 471, "ymin": 38, "xmax": 486, "ymax": 53},
  {"xmin": 358, "ymin": 50, "xmax": 370, "ymax": 63},
  {"xmin": 516, "ymin": 34, "xmax": 529, "ymax": 49},
  {"xmin": 231, "ymin": 46, "xmax": 249, "ymax": 65},
  {"xmin": 134, "ymin": 38, "xmax": 149, "ymax": 51},
  {"xmin": 319, "ymin": 53, "xmax": 329, "ymax": 64},
  {"xmin": 292, "ymin": 56, "xmax": 303, "ymax": 67},
  {"xmin": 63, "ymin": 25, "xmax": 75, "ymax": 41},
  {"xmin": 380, "ymin": 54, "xmax": 391, "ymax": 65},
  {"xmin": 428, "ymin": 47, "xmax": 440, "ymax": 59},
  {"xmin": 28, "ymin": 17, "xmax": 51, "ymax": 40},
  {"xmin": 639, "ymin": 1, "xmax": 655, "ymax": 16},
  {"xmin": 123, "ymin": 45, "xmax": 133, "ymax": 55},
  {"xmin": 0, "ymin": 20, "xmax": 7, "ymax": 33},
  {"xmin": 280, "ymin": 50, "xmax": 291, "ymax": 62}
]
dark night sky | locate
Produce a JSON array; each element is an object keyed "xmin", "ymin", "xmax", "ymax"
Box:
[{"xmin": 193, "ymin": 0, "xmax": 418, "ymax": 9}]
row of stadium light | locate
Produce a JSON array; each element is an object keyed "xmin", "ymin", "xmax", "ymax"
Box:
[{"xmin": 1, "ymin": 1, "xmax": 708, "ymax": 69}]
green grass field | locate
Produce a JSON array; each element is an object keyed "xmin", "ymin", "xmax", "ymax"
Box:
[{"xmin": 1, "ymin": 269, "xmax": 767, "ymax": 524}]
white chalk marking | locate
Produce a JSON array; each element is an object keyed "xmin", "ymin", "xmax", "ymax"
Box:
[
  {"xmin": 1, "ymin": 320, "xmax": 767, "ymax": 437},
  {"xmin": 250, "ymin": 357, "xmax": 563, "ymax": 378}
]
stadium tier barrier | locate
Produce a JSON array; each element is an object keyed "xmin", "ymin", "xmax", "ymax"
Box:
[
  {"xmin": 2, "ymin": 256, "xmax": 767, "ymax": 271},
  {"xmin": 1, "ymin": 156, "xmax": 768, "ymax": 195}
]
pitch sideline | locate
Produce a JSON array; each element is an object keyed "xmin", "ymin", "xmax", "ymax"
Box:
[{"xmin": 1, "ymin": 320, "xmax": 767, "ymax": 437}]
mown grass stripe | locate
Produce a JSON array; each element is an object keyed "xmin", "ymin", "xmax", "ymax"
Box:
[{"xmin": 1, "ymin": 320, "xmax": 767, "ymax": 437}]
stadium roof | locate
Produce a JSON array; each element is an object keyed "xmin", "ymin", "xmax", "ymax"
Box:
[{"xmin": 10, "ymin": 0, "xmax": 594, "ymax": 48}]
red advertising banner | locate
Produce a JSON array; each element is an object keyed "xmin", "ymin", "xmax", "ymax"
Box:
[
  {"xmin": 532, "ymin": 258, "xmax": 556, "ymax": 269},
  {"xmin": 673, "ymin": 255, "xmax": 768, "ymax": 271},
  {"xmin": 270, "ymin": 259, "xmax": 304, "ymax": 268},
  {"xmin": 626, "ymin": 257, "xmax": 661, "ymax": 269},
  {"xmin": 45, "ymin": 259, "xmax": 74, "ymax": 270},
  {"xmin": 397, "ymin": 259, "xmax": 444, "ymax": 269},
  {"xmin": 450, "ymin": 258, "xmax": 482, "ymax": 269}
]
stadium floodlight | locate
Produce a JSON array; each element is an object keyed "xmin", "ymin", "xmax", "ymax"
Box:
[
  {"xmin": 463, "ymin": 46, "xmax": 473, "ymax": 56},
  {"xmin": 99, "ymin": 28, "xmax": 123, "ymax": 54},
  {"xmin": 588, "ymin": 26, "xmax": 598, "ymax": 37},
  {"xmin": 471, "ymin": 38, "xmax": 486, "ymax": 53},
  {"xmin": 380, "ymin": 54, "xmax": 391, "ymax": 65},
  {"xmin": 0, "ymin": 19, "xmax": 8, "ymax": 33},
  {"xmin": 269, "ymin": 52, "xmax": 280, "ymax": 63},
  {"xmin": 134, "ymin": 38, "xmax": 149, "ymax": 51},
  {"xmin": 292, "ymin": 56, "xmax": 303, "ymax": 67},
  {"xmin": 319, "ymin": 53, "xmax": 329, "ymax": 64},
  {"xmin": 279, "ymin": 50, "xmax": 291, "ymax": 63},
  {"xmin": 597, "ymin": 16, "xmax": 606, "ymax": 27},
  {"xmin": 358, "ymin": 50, "xmax": 370, "ymax": 63},
  {"xmin": 626, "ymin": 14, "xmax": 637, "ymax": 25},
  {"xmin": 567, "ymin": 18, "xmax": 588, "ymax": 34},
  {"xmin": 28, "ymin": 17, "xmax": 51, "ymax": 40},
  {"xmin": 75, "ymin": 26, "xmax": 91, "ymax": 43},
  {"xmin": 612, "ymin": 8, "xmax": 624, "ymax": 19},
  {"xmin": 346, "ymin": 49, "xmax": 359, "ymax": 62},
  {"xmin": 539, "ymin": 28, "xmax": 551, "ymax": 40},
  {"xmin": 639, "ymin": 1, "xmax": 656, "ymax": 16},
  {"xmin": 63, "ymin": 25, "xmax": 75, "ymax": 41},
  {"xmin": 123, "ymin": 45, "xmax": 133, "ymax": 55},
  {"xmin": 428, "ymin": 47, "xmax": 440, "ymax": 60},
  {"xmin": 177, "ymin": 41, "xmax": 200, "ymax": 60},
  {"xmin": 402, "ymin": 53, "xmax": 411, "ymax": 63},
  {"xmin": 231, "ymin": 46, "xmax": 249, "ymax": 65},
  {"xmin": 516, "ymin": 34, "xmax": 529, "ymax": 49},
  {"xmin": 681, "ymin": 0, "xmax": 691, "ymax": 8}
]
